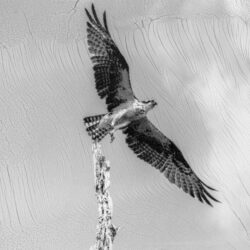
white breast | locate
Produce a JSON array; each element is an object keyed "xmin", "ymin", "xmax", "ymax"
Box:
[{"xmin": 112, "ymin": 108, "xmax": 135, "ymax": 129}]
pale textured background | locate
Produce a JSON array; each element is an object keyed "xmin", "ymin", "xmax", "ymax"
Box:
[{"xmin": 1, "ymin": 0, "xmax": 250, "ymax": 249}]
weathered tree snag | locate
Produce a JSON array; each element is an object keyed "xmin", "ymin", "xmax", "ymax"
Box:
[{"xmin": 90, "ymin": 143, "xmax": 119, "ymax": 250}]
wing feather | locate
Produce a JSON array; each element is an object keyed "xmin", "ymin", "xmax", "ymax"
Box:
[
  {"xmin": 123, "ymin": 117, "xmax": 219, "ymax": 206},
  {"xmin": 85, "ymin": 4, "xmax": 136, "ymax": 111},
  {"xmin": 103, "ymin": 11, "xmax": 110, "ymax": 35}
]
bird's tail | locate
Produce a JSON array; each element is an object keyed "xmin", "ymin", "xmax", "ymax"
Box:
[{"xmin": 83, "ymin": 114, "xmax": 112, "ymax": 142}]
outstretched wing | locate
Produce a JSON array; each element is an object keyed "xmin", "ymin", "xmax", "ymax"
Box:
[
  {"xmin": 85, "ymin": 4, "xmax": 136, "ymax": 112},
  {"xmin": 123, "ymin": 117, "xmax": 219, "ymax": 206}
]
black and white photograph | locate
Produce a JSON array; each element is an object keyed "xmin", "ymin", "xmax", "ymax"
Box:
[{"xmin": 0, "ymin": 0, "xmax": 250, "ymax": 249}]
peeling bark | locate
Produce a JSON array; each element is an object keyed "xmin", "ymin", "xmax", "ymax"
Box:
[{"xmin": 90, "ymin": 143, "xmax": 119, "ymax": 250}]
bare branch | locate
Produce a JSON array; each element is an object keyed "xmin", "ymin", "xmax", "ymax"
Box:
[{"xmin": 90, "ymin": 143, "xmax": 119, "ymax": 250}]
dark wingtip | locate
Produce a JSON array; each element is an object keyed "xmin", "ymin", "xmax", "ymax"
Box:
[
  {"xmin": 85, "ymin": 4, "xmax": 110, "ymax": 37},
  {"xmin": 85, "ymin": 7, "xmax": 94, "ymax": 23},
  {"xmin": 199, "ymin": 190, "xmax": 212, "ymax": 206},
  {"xmin": 91, "ymin": 3, "xmax": 101, "ymax": 25},
  {"xmin": 200, "ymin": 179, "xmax": 218, "ymax": 191},
  {"xmin": 103, "ymin": 11, "xmax": 110, "ymax": 35},
  {"xmin": 202, "ymin": 186, "xmax": 221, "ymax": 206}
]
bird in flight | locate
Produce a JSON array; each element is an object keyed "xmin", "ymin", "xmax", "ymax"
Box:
[{"xmin": 83, "ymin": 4, "xmax": 219, "ymax": 206}]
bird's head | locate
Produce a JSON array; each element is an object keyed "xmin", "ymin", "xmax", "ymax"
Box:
[
  {"xmin": 150, "ymin": 100, "xmax": 157, "ymax": 108},
  {"xmin": 142, "ymin": 100, "xmax": 158, "ymax": 111}
]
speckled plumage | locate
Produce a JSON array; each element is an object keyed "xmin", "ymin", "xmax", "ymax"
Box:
[{"xmin": 84, "ymin": 4, "xmax": 219, "ymax": 206}]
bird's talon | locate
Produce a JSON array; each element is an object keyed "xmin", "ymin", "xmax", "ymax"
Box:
[{"xmin": 110, "ymin": 133, "xmax": 115, "ymax": 143}]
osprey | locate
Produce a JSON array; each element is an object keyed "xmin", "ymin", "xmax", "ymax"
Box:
[{"xmin": 83, "ymin": 4, "xmax": 219, "ymax": 206}]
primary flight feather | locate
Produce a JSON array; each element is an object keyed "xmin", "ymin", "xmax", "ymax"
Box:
[{"xmin": 83, "ymin": 3, "xmax": 219, "ymax": 206}]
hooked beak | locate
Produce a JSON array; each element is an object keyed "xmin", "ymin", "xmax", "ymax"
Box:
[{"xmin": 151, "ymin": 100, "xmax": 157, "ymax": 107}]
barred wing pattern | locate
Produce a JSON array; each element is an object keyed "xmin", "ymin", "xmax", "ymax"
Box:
[
  {"xmin": 123, "ymin": 118, "xmax": 219, "ymax": 206},
  {"xmin": 85, "ymin": 4, "xmax": 136, "ymax": 112}
]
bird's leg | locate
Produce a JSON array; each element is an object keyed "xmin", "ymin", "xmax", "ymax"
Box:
[
  {"xmin": 108, "ymin": 121, "xmax": 116, "ymax": 143},
  {"xmin": 109, "ymin": 132, "xmax": 115, "ymax": 143},
  {"xmin": 108, "ymin": 125, "xmax": 115, "ymax": 143}
]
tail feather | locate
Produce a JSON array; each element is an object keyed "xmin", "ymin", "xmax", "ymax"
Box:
[
  {"xmin": 84, "ymin": 114, "xmax": 105, "ymax": 128},
  {"xmin": 83, "ymin": 114, "xmax": 111, "ymax": 142}
]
